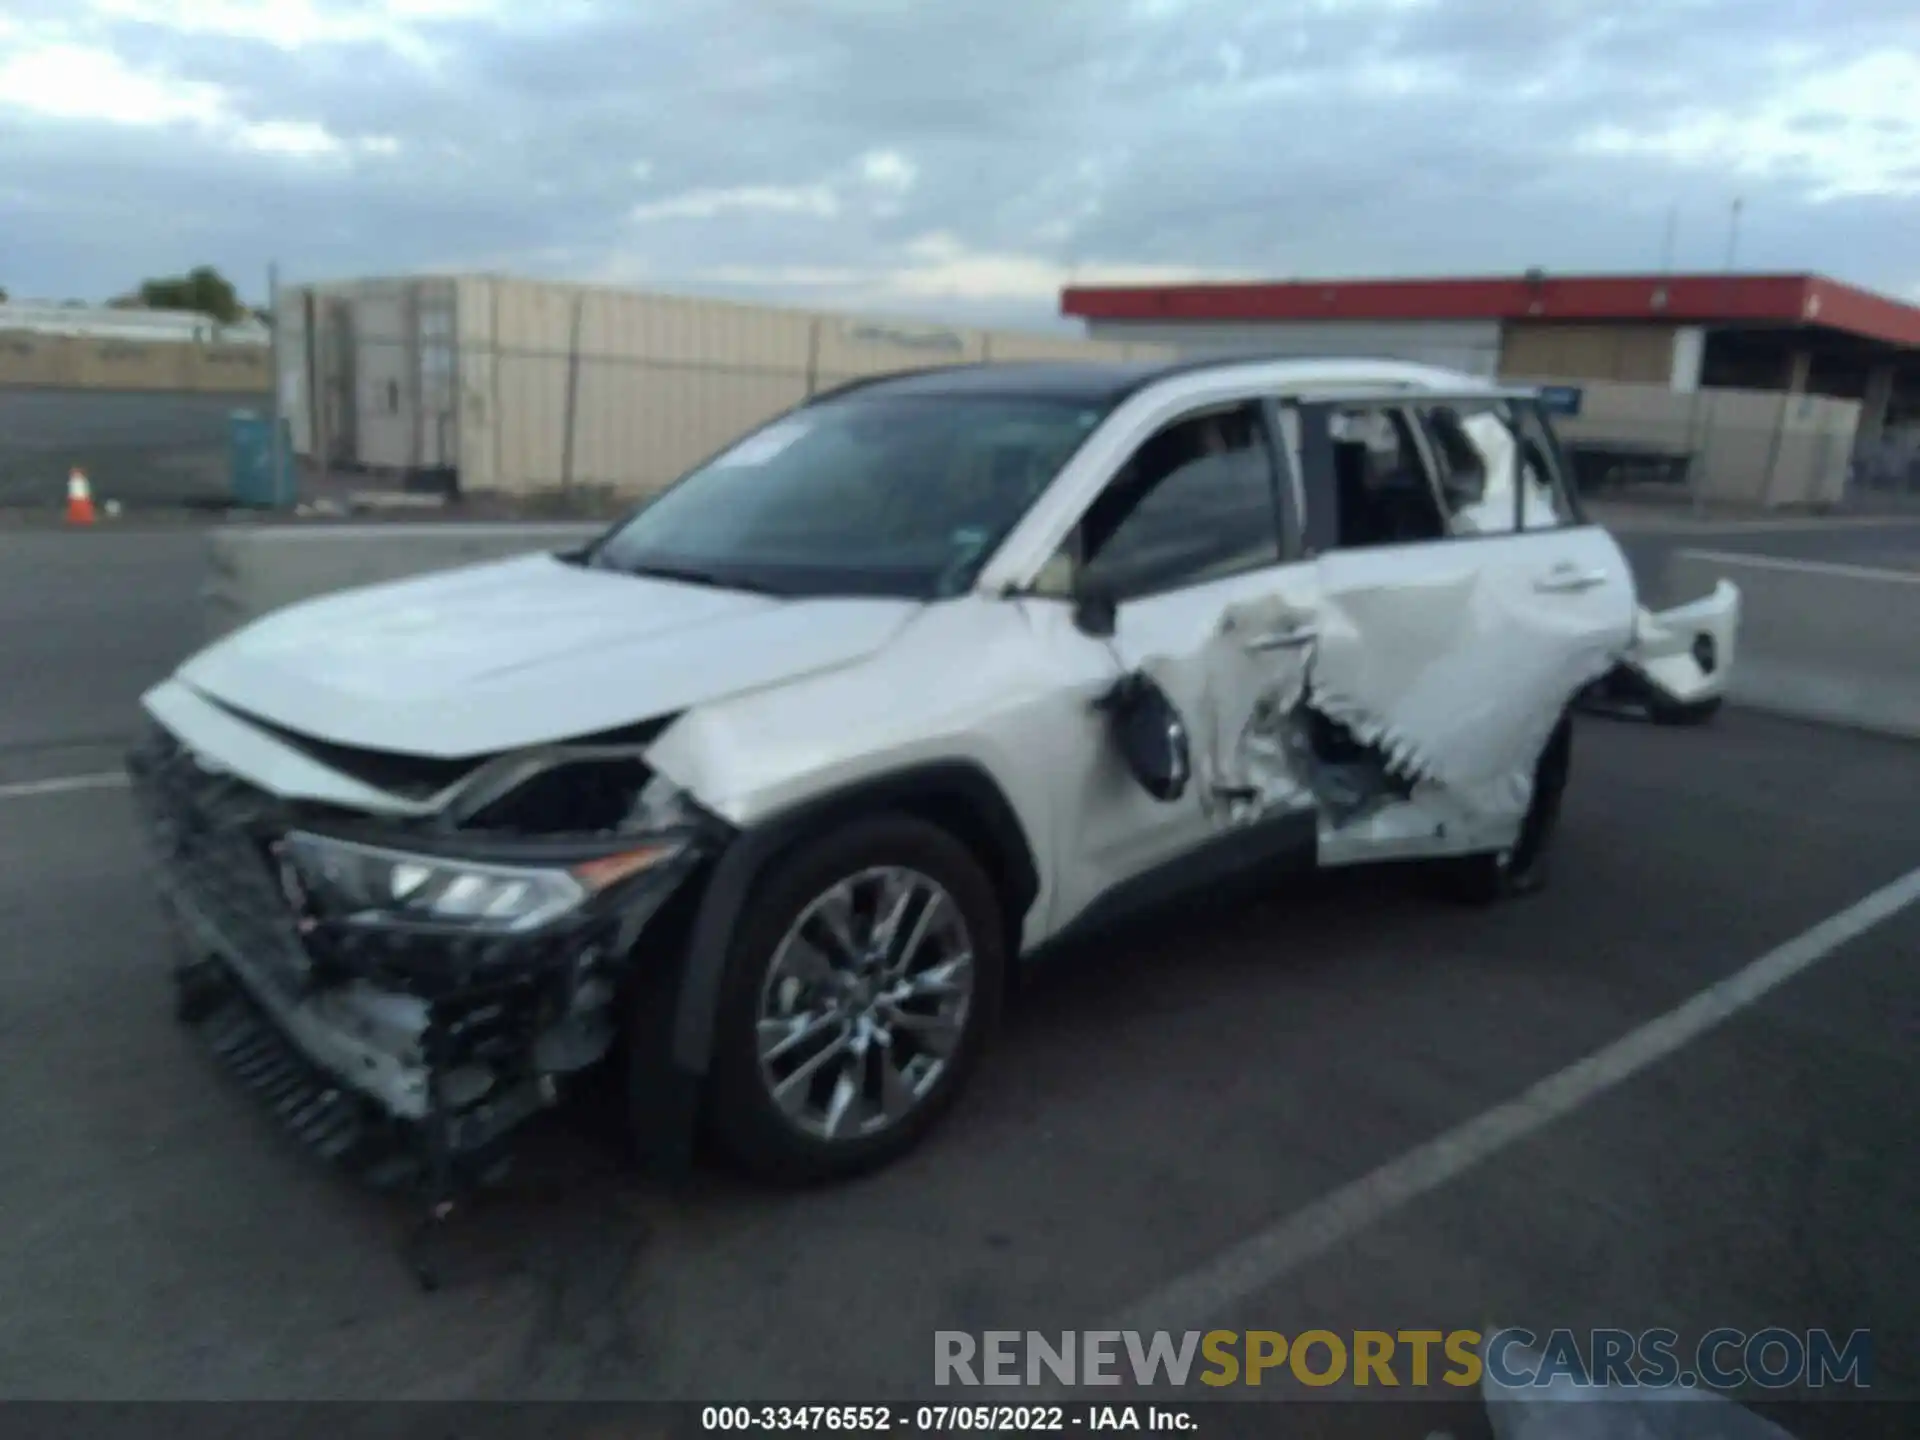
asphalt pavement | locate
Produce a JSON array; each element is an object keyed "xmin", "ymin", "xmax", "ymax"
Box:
[
  {"xmin": 0, "ymin": 519, "xmax": 1915, "ymax": 1434},
  {"xmin": 1599, "ymin": 510, "xmax": 1920, "ymax": 606},
  {"xmin": 0, "ymin": 527, "xmax": 205, "ymax": 783}
]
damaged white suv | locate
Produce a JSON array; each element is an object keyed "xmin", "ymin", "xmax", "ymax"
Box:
[{"xmin": 129, "ymin": 358, "xmax": 1739, "ymax": 1201}]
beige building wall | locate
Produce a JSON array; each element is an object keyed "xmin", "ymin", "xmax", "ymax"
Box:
[
  {"xmin": 1500, "ymin": 323, "xmax": 1680, "ymax": 385},
  {"xmin": 0, "ymin": 330, "xmax": 271, "ymax": 393},
  {"xmin": 345, "ymin": 284, "xmax": 417, "ymax": 473},
  {"xmin": 290, "ymin": 276, "xmax": 460, "ymax": 474},
  {"xmin": 1540, "ymin": 376, "xmax": 1858, "ymax": 508},
  {"xmin": 350, "ymin": 274, "xmax": 1168, "ymax": 495}
]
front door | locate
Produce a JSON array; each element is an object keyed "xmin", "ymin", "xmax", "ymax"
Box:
[
  {"xmin": 1297, "ymin": 395, "xmax": 1635, "ymax": 830},
  {"xmin": 1029, "ymin": 400, "xmax": 1321, "ymax": 934}
]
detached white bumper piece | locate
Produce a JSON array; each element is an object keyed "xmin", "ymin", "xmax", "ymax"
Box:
[{"xmin": 1582, "ymin": 580, "xmax": 1740, "ymax": 725}]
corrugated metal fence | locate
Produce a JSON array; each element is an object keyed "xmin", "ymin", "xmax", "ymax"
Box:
[{"xmin": 280, "ymin": 276, "xmax": 1170, "ymax": 503}]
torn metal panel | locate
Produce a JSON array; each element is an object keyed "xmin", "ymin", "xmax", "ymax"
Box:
[
  {"xmin": 1193, "ymin": 591, "xmax": 1318, "ymax": 818},
  {"xmin": 1119, "ymin": 555, "xmax": 1614, "ymax": 844},
  {"xmin": 1309, "ymin": 547, "xmax": 1631, "ymax": 802},
  {"xmin": 1276, "ymin": 704, "xmax": 1415, "ymax": 827},
  {"xmin": 1102, "ymin": 586, "xmax": 1324, "ymax": 838}
]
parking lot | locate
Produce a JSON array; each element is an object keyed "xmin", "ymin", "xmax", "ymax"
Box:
[{"xmin": 0, "ymin": 520, "xmax": 1915, "ymax": 1430}]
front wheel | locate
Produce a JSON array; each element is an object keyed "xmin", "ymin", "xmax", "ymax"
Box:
[
  {"xmin": 1439, "ymin": 714, "xmax": 1573, "ymax": 904},
  {"xmin": 704, "ymin": 814, "xmax": 1005, "ymax": 1183}
]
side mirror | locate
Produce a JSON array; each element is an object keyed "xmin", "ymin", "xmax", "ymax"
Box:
[
  {"xmin": 1095, "ymin": 671, "xmax": 1190, "ymax": 803},
  {"xmin": 1072, "ymin": 576, "xmax": 1118, "ymax": 639}
]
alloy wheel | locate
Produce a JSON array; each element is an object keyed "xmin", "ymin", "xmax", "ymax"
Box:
[{"xmin": 754, "ymin": 866, "xmax": 976, "ymax": 1142}]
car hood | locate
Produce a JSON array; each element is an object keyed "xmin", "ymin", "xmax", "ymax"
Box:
[{"xmin": 174, "ymin": 552, "xmax": 922, "ymax": 758}]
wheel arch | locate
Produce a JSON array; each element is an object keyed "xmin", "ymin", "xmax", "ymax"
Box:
[{"xmin": 663, "ymin": 759, "xmax": 1039, "ymax": 1081}]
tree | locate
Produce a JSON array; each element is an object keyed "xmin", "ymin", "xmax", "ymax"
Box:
[
  {"xmin": 0, "ymin": 285, "xmax": 8, "ymax": 304},
  {"xmin": 127, "ymin": 266, "xmax": 245, "ymax": 324}
]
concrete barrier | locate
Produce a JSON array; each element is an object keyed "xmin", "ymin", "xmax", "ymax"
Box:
[
  {"xmin": 1666, "ymin": 549, "xmax": 1920, "ymax": 740},
  {"xmin": 203, "ymin": 522, "xmax": 606, "ymax": 641}
]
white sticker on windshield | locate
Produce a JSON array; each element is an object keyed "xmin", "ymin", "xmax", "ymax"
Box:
[{"xmin": 713, "ymin": 419, "xmax": 810, "ymax": 468}]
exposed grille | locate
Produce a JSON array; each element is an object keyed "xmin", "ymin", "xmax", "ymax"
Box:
[
  {"xmin": 201, "ymin": 990, "xmax": 370, "ymax": 1162},
  {"xmin": 183, "ymin": 971, "xmax": 422, "ymax": 1189},
  {"xmin": 128, "ymin": 721, "xmax": 312, "ymax": 998}
]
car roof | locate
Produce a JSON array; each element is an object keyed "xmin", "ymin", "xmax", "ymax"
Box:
[
  {"xmin": 809, "ymin": 360, "xmax": 1180, "ymax": 405},
  {"xmin": 807, "ymin": 355, "xmax": 1516, "ymax": 408}
]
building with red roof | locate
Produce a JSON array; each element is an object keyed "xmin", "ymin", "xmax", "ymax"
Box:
[{"xmin": 1062, "ymin": 272, "xmax": 1920, "ymax": 467}]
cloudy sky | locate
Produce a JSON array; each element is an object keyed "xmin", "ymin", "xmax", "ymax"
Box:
[{"xmin": 2, "ymin": 0, "xmax": 1918, "ymax": 328}]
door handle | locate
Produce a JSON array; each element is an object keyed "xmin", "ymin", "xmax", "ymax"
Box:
[
  {"xmin": 1533, "ymin": 566, "xmax": 1609, "ymax": 595},
  {"xmin": 1244, "ymin": 623, "xmax": 1318, "ymax": 651}
]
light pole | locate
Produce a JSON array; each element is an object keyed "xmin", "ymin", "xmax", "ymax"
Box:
[{"xmin": 267, "ymin": 261, "xmax": 287, "ymax": 509}]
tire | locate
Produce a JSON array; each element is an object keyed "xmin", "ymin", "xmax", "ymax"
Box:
[
  {"xmin": 1439, "ymin": 714, "xmax": 1574, "ymax": 904},
  {"xmin": 1649, "ymin": 695, "xmax": 1723, "ymax": 727},
  {"xmin": 704, "ymin": 813, "xmax": 1005, "ymax": 1183}
]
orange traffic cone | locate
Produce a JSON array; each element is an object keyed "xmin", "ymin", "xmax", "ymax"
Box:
[{"xmin": 66, "ymin": 469, "xmax": 96, "ymax": 526}]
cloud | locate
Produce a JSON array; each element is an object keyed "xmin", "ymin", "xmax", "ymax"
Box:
[
  {"xmin": 0, "ymin": 41, "xmax": 225, "ymax": 126},
  {"xmin": 859, "ymin": 148, "xmax": 917, "ymax": 196},
  {"xmin": 1577, "ymin": 49, "xmax": 1920, "ymax": 202},
  {"xmin": 0, "ymin": 37, "xmax": 403, "ymax": 158},
  {"xmin": 0, "ymin": 0, "xmax": 1916, "ymax": 321},
  {"xmin": 632, "ymin": 185, "xmax": 842, "ymax": 222}
]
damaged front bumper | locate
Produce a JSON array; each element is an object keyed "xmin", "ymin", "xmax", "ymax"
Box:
[
  {"xmin": 125, "ymin": 720, "xmax": 720, "ymax": 1187},
  {"xmin": 1582, "ymin": 580, "xmax": 1741, "ymax": 723}
]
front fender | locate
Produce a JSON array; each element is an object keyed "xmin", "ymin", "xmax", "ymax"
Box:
[
  {"xmin": 628, "ymin": 760, "xmax": 1040, "ymax": 1175},
  {"xmin": 624, "ymin": 820, "xmax": 786, "ymax": 1178}
]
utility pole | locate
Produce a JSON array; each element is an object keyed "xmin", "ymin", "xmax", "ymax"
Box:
[
  {"xmin": 267, "ymin": 261, "xmax": 288, "ymax": 509},
  {"xmin": 1658, "ymin": 204, "xmax": 1678, "ymax": 272}
]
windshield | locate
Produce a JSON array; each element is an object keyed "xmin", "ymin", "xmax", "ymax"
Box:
[{"xmin": 588, "ymin": 393, "xmax": 1110, "ymax": 599}]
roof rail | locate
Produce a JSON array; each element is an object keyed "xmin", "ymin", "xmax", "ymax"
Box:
[{"xmin": 802, "ymin": 365, "xmax": 968, "ymax": 405}]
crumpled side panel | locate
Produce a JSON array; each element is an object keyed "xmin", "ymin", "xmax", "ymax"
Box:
[
  {"xmin": 1126, "ymin": 592, "xmax": 1318, "ymax": 821},
  {"xmin": 1307, "ymin": 566, "xmax": 1616, "ymax": 798},
  {"xmin": 1141, "ymin": 621, "xmax": 1314, "ymax": 823}
]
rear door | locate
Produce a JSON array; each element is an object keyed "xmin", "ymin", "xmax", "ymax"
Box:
[{"xmin": 1293, "ymin": 393, "xmax": 1634, "ymax": 805}]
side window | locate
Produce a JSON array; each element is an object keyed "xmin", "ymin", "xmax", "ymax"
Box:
[
  {"xmin": 1325, "ymin": 405, "xmax": 1447, "ymax": 549},
  {"xmin": 1512, "ymin": 402, "xmax": 1583, "ymax": 529},
  {"xmin": 1074, "ymin": 403, "xmax": 1281, "ymax": 599},
  {"xmin": 1416, "ymin": 401, "xmax": 1520, "ymax": 536}
]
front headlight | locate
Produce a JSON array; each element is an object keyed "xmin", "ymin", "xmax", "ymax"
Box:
[{"xmin": 278, "ymin": 831, "xmax": 682, "ymax": 933}]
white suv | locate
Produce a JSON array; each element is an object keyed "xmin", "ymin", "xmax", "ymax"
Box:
[{"xmin": 128, "ymin": 357, "xmax": 1713, "ymax": 1198}]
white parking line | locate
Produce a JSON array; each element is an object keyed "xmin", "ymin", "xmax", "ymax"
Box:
[
  {"xmin": 1676, "ymin": 548, "xmax": 1920, "ymax": 585},
  {"xmin": 1098, "ymin": 864, "xmax": 1920, "ymax": 1334},
  {"xmin": 0, "ymin": 771, "xmax": 129, "ymax": 801}
]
